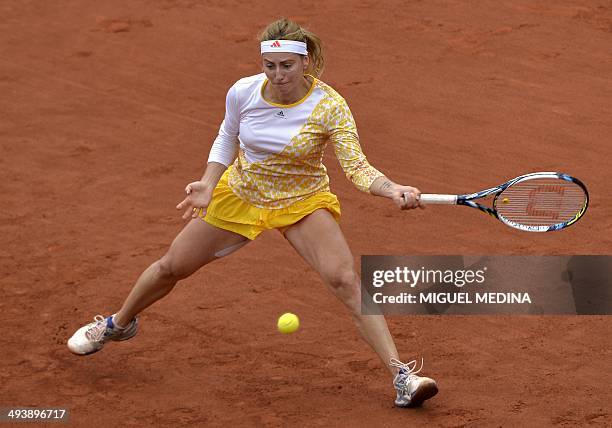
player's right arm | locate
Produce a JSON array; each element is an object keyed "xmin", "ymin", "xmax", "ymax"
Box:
[
  {"xmin": 207, "ymin": 84, "xmax": 240, "ymax": 168},
  {"xmin": 177, "ymin": 84, "xmax": 240, "ymax": 219},
  {"xmin": 176, "ymin": 162, "xmax": 226, "ymax": 219}
]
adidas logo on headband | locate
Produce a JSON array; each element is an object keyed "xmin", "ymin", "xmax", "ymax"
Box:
[{"xmin": 261, "ymin": 40, "xmax": 308, "ymax": 55}]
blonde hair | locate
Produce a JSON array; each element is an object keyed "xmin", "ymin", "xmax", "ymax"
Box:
[{"xmin": 258, "ymin": 18, "xmax": 325, "ymax": 78}]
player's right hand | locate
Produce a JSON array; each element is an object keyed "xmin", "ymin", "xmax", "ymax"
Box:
[{"xmin": 176, "ymin": 181, "xmax": 214, "ymax": 220}]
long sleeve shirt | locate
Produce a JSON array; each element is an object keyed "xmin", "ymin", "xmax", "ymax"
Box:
[{"xmin": 208, "ymin": 73, "xmax": 384, "ymax": 209}]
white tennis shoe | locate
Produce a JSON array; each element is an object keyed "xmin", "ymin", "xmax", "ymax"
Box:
[
  {"xmin": 67, "ymin": 314, "xmax": 138, "ymax": 355},
  {"xmin": 391, "ymin": 358, "xmax": 438, "ymax": 407}
]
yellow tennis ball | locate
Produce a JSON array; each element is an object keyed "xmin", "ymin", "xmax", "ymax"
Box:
[
  {"xmin": 502, "ymin": 197, "xmax": 509, "ymax": 204},
  {"xmin": 277, "ymin": 313, "xmax": 299, "ymax": 334}
]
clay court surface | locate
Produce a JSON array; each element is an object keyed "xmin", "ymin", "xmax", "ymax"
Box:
[{"xmin": 1, "ymin": 0, "xmax": 611, "ymax": 426}]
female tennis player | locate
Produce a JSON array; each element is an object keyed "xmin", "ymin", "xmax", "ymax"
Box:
[{"xmin": 67, "ymin": 18, "xmax": 438, "ymax": 408}]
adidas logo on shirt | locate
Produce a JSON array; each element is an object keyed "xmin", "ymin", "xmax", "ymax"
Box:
[{"xmin": 275, "ymin": 110, "xmax": 286, "ymax": 119}]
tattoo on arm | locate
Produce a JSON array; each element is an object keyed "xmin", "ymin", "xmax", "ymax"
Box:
[{"xmin": 380, "ymin": 180, "xmax": 393, "ymax": 192}]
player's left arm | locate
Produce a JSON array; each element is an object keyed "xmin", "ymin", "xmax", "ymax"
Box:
[
  {"xmin": 369, "ymin": 177, "xmax": 423, "ymax": 210},
  {"xmin": 328, "ymin": 100, "xmax": 422, "ymax": 210}
]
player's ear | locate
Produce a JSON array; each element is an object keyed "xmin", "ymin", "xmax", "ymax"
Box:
[{"xmin": 302, "ymin": 55, "xmax": 309, "ymax": 72}]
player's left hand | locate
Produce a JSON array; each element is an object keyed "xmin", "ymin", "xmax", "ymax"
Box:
[
  {"xmin": 392, "ymin": 185, "xmax": 424, "ymax": 210},
  {"xmin": 369, "ymin": 177, "xmax": 424, "ymax": 210}
]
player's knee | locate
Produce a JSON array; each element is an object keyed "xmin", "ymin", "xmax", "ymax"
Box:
[
  {"xmin": 326, "ymin": 268, "xmax": 359, "ymax": 295},
  {"xmin": 156, "ymin": 256, "xmax": 188, "ymax": 281},
  {"xmin": 326, "ymin": 268, "xmax": 361, "ymax": 312}
]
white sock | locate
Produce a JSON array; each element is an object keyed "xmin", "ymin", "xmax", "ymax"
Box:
[{"xmin": 111, "ymin": 314, "xmax": 127, "ymax": 330}]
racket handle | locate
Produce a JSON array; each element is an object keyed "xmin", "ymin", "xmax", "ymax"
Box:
[{"xmin": 419, "ymin": 194, "xmax": 458, "ymax": 205}]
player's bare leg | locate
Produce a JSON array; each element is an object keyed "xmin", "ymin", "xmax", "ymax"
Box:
[
  {"xmin": 114, "ymin": 218, "xmax": 248, "ymax": 326},
  {"xmin": 284, "ymin": 209, "xmax": 399, "ymax": 377},
  {"xmin": 68, "ymin": 218, "xmax": 248, "ymax": 355},
  {"xmin": 285, "ymin": 209, "xmax": 437, "ymax": 406}
]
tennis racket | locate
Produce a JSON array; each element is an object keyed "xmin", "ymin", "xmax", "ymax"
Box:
[{"xmin": 411, "ymin": 172, "xmax": 589, "ymax": 232}]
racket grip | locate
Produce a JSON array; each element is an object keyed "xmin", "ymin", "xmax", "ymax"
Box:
[{"xmin": 419, "ymin": 194, "xmax": 458, "ymax": 205}]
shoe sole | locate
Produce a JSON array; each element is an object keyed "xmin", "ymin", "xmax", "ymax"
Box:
[
  {"xmin": 71, "ymin": 332, "xmax": 137, "ymax": 356},
  {"xmin": 409, "ymin": 380, "xmax": 438, "ymax": 407},
  {"xmin": 77, "ymin": 348, "xmax": 103, "ymax": 356}
]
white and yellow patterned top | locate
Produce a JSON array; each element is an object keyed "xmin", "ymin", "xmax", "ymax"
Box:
[{"xmin": 208, "ymin": 73, "xmax": 384, "ymax": 209}]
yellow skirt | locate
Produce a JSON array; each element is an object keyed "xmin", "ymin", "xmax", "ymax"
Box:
[{"xmin": 200, "ymin": 170, "xmax": 341, "ymax": 240}]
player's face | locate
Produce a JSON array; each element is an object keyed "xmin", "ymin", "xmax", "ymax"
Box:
[{"xmin": 262, "ymin": 53, "xmax": 309, "ymax": 94}]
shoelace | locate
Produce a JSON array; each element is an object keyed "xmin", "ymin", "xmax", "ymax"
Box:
[
  {"xmin": 390, "ymin": 358, "xmax": 424, "ymax": 385},
  {"xmin": 84, "ymin": 315, "xmax": 109, "ymax": 341}
]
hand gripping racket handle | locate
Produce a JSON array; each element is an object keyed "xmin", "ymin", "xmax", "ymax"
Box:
[{"xmin": 418, "ymin": 194, "xmax": 458, "ymax": 205}]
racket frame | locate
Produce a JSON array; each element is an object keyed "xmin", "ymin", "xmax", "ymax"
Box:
[{"xmin": 417, "ymin": 172, "xmax": 589, "ymax": 232}]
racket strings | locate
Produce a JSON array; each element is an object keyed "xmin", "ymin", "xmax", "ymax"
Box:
[{"xmin": 496, "ymin": 179, "xmax": 587, "ymax": 227}]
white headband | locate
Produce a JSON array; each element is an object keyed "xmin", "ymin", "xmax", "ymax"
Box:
[{"xmin": 260, "ymin": 40, "xmax": 308, "ymax": 56}]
